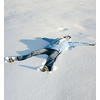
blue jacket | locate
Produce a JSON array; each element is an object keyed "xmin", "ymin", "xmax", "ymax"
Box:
[{"xmin": 42, "ymin": 37, "xmax": 89, "ymax": 53}]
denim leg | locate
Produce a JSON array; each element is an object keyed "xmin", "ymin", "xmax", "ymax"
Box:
[
  {"xmin": 44, "ymin": 50, "xmax": 59, "ymax": 70},
  {"xmin": 17, "ymin": 49, "xmax": 51, "ymax": 61}
]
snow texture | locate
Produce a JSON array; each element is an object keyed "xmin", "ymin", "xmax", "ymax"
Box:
[{"xmin": 4, "ymin": 0, "xmax": 96, "ymax": 100}]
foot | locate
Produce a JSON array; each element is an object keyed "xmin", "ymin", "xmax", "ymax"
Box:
[
  {"xmin": 9, "ymin": 57, "xmax": 18, "ymax": 63},
  {"xmin": 5, "ymin": 56, "xmax": 18, "ymax": 63},
  {"xmin": 42, "ymin": 66, "xmax": 50, "ymax": 72},
  {"xmin": 9, "ymin": 58, "xmax": 15, "ymax": 63}
]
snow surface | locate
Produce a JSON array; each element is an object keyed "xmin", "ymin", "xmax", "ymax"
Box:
[{"xmin": 4, "ymin": 0, "xmax": 96, "ymax": 100}]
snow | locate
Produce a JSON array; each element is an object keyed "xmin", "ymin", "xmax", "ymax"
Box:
[{"xmin": 4, "ymin": 0, "xmax": 96, "ymax": 100}]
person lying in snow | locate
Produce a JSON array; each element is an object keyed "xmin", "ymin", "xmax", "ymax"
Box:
[{"xmin": 8, "ymin": 35, "xmax": 95, "ymax": 72}]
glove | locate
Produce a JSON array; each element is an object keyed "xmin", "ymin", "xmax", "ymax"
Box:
[
  {"xmin": 42, "ymin": 37, "xmax": 44, "ymax": 39},
  {"xmin": 89, "ymin": 43, "xmax": 96, "ymax": 46}
]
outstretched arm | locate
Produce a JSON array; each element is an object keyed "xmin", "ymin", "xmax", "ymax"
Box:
[
  {"xmin": 69, "ymin": 42, "xmax": 95, "ymax": 47},
  {"xmin": 42, "ymin": 37, "xmax": 54, "ymax": 43}
]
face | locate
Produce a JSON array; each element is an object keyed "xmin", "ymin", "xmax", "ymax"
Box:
[{"xmin": 65, "ymin": 37, "xmax": 69, "ymax": 40}]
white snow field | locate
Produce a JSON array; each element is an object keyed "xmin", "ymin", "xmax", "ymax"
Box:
[{"xmin": 4, "ymin": 0, "xmax": 96, "ymax": 100}]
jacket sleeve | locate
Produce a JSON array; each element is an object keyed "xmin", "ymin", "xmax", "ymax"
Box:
[
  {"xmin": 69, "ymin": 42, "xmax": 89, "ymax": 47},
  {"xmin": 42, "ymin": 38, "xmax": 55, "ymax": 43}
]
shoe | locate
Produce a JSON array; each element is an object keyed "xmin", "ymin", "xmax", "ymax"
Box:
[
  {"xmin": 9, "ymin": 58, "xmax": 15, "ymax": 63},
  {"xmin": 9, "ymin": 57, "xmax": 18, "ymax": 63},
  {"xmin": 42, "ymin": 66, "xmax": 49, "ymax": 72}
]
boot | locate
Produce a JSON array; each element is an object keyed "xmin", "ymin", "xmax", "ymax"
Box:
[
  {"xmin": 9, "ymin": 58, "xmax": 15, "ymax": 63},
  {"xmin": 42, "ymin": 66, "xmax": 50, "ymax": 72},
  {"xmin": 9, "ymin": 57, "xmax": 18, "ymax": 63}
]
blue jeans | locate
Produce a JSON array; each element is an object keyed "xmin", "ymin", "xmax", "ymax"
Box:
[{"xmin": 17, "ymin": 48, "xmax": 59, "ymax": 71}]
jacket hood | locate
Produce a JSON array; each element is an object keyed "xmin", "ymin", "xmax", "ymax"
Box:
[
  {"xmin": 63, "ymin": 35, "xmax": 71, "ymax": 39},
  {"xmin": 63, "ymin": 35, "xmax": 71, "ymax": 42}
]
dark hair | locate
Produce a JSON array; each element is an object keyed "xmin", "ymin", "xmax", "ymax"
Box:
[{"xmin": 64, "ymin": 35, "xmax": 71, "ymax": 39}]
